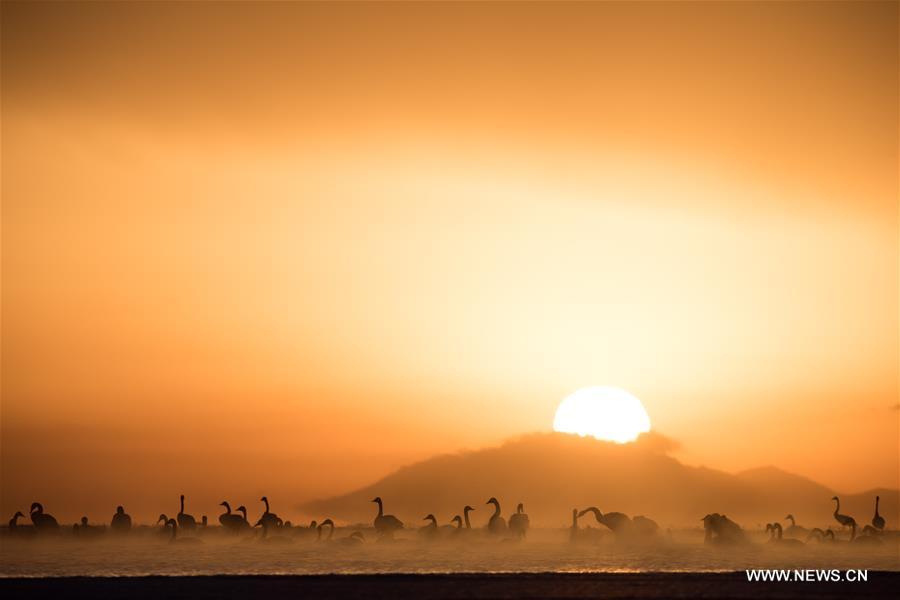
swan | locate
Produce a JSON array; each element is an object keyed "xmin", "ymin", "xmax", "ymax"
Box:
[
  {"xmin": 632, "ymin": 515, "xmax": 660, "ymax": 535},
  {"xmin": 770, "ymin": 522, "xmax": 804, "ymax": 547},
  {"xmin": 29, "ymin": 503, "xmax": 60, "ymax": 532},
  {"xmin": 578, "ymin": 507, "xmax": 631, "ymax": 534},
  {"xmin": 317, "ymin": 518, "xmax": 335, "ymax": 542},
  {"xmin": 258, "ymin": 496, "xmax": 281, "ymax": 530},
  {"xmin": 701, "ymin": 513, "xmax": 747, "ymax": 545},
  {"xmin": 219, "ymin": 502, "xmax": 245, "ymax": 532},
  {"xmin": 485, "ymin": 497, "xmax": 506, "ymax": 535},
  {"xmin": 872, "ymin": 496, "xmax": 885, "ymax": 532},
  {"xmin": 508, "ymin": 503, "xmax": 530, "ymax": 539},
  {"xmin": 110, "ymin": 506, "xmax": 132, "ymax": 532},
  {"xmin": 419, "ymin": 514, "xmax": 439, "ymax": 540},
  {"xmin": 806, "ymin": 527, "xmax": 828, "ymax": 543},
  {"xmin": 339, "ymin": 531, "xmax": 365, "ymax": 546},
  {"xmin": 446, "ymin": 515, "xmax": 464, "ymax": 534},
  {"xmin": 165, "ymin": 518, "xmax": 202, "ymax": 544},
  {"xmin": 783, "ymin": 514, "xmax": 808, "ymax": 538},
  {"xmin": 463, "ymin": 505, "xmax": 475, "ymax": 529},
  {"xmin": 852, "ymin": 523, "xmax": 883, "ymax": 546},
  {"xmin": 371, "ymin": 497, "xmax": 403, "ymax": 538},
  {"xmin": 257, "ymin": 515, "xmax": 290, "ymax": 543},
  {"xmin": 831, "ymin": 496, "xmax": 856, "ymax": 531},
  {"xmin": 569, "ymin": 508, "xmax": 580, "ymax": 543},
  {"xmin": 8, "ymin": 511, "xmax": 36, "ymax": 538},
  {"xmin": 177, "ymin": 495, "xmax": 197, "ymax": 531}
]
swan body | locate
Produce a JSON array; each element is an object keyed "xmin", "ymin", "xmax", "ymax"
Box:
[
  {"xmin": 701, "ymin": 513, "xmax": 746, "ymax": 545},
  {"xmin": 419, "ymin": 514, "xmax": 439, "ymax": 540},
  {"xmin": 110, "ymin": 506, "xmax": 132, "ymax": 532},
  {"xmin": 29, "ymin": 503, "xmax": 60, "ymax": 532},
  {"xmin": 177, "ymin": 495, "xmax": 197, "ymax": 531},
  {"xmin": 769, "ymin": 522, "xmax": 804, "ymax": 547},
  {"xmin": 486, "ymin": 497, "xmax": 507, "ymax": 535},
  {"xmin": 831, "ymin": 496, "xmax": 857, "ymax": 530},
  {"xmin": 257, "ymin": 496, "xmax": 281, "ymax": 531},
  {"xmin": 872, "ymin": 496, "xmax": 885, "ymax": 532},
  {"xmin": 371, "ymin": 497, "xmax": 403, "ymax": 538},
  {"xmin": 578, "ymin": 507, "xmax": 633, "ymax": 535},
  {"xmin": 508, "ymin": 503, "xmax": 530, "ymax": 539},
  {"xmin": 166, "ymin": 518, "xmax": 202, "ymax": 544},
  {"xmin": 218, "ymin": 501, "xmax": 246, "ymax": 532},
  {"xmin": 463, "ymin": 506, "xmax": 475, "ymax": 530},
  {"xmin": 782, "ymin": 514, "xmax": 808, "ymax": 538}
]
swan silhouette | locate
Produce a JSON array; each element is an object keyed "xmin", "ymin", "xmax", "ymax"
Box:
[
  {"xmin": 419, "ymin": 514, "xmax": 439, "ymax": 540},
  {"xmin": 165, "ymin": 518, "xmax": 202, "ymax": 544},
  {"xmin": 782, "ymin": 514, "xmax": 808, "ymax": 538},
  {"xmin": 219, "ymin": 502, "xmax": 247, "ymax": 532},
  {"xmin": 508, "ymin": 503, "xmax": 530, "ymax": 539},
  {"xmin": 701, "ymin": 513, "xmax": 746, "ymax": 545},
  {"xmin": 339, "ymin": 531, "xmax": 365, "ymax": 546},
  {"xmin": 463, "ymin": 505, "xmax": 475, "ymax": 529},
  {"xmin": 486, "ymin": 497, "xmax": 506, "ymax": 535},
  {"xmin": 577, "ymin": 507, "xmax": 631, "ymax": 534},
  {"xmin": 29, "ymin": 503, "xmax": 60, "ymax": 532},
  {"xmin": 258, "ymin": 496, "xmax": 281, "ymax": 530},
  {"xmin": 371, "ymin": 497, "xmax": 403, "ymax": 538},
  {"xmin": 447, "ymin": 515, "xmax": 463, "ymax": 533},
  {"xmin": 569, "ymin": 508, "xmax": 580, "ymax": 543},
  {"xmin": 806, "ymin": 527, "xmax": 830, "ymax": 543},
  {"xmin": 177, "ymin": 495, "xmax": 197, "ymax": 531},
  {"xmin": 110, "ymin": 506, "xmax": 132, "ymax": 532},
  {"xmin": 8, "ymin": 511, "xmax": 35, "ymax": 538},
  {"xmin": 871, "ymin": 496, "xmax": 885, "ymax": 532},
  {"xmin": 317, "ymin": 518, "xmax": 335, "ymax": 541},
  {"xmin": 831, "ymin": 496, "xmax": 856, "ymax": 531},
  {"xmin": 768, "ymin": 522, "xmax": 804, "ymax": 547}
]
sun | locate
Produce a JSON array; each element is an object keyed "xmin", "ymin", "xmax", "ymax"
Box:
[{"xmin": 553, "ymin": 387, "xmax": 651, "ymax": 443}]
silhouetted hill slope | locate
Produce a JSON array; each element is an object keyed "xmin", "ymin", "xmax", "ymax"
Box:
[{"xmin": 303, "ymin": 432, "xmax": 898, "ymax": 528}]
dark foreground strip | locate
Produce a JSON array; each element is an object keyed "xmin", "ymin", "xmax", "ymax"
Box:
[{"xmin": 1, "ymin": 572, "xmax": 898, "ymax": 600}]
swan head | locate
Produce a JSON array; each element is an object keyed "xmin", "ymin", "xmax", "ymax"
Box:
[
  {"xmin": 166, "ymin": 518, "xmax": 177, "ymax": 528},
  {"xmin": 309, "ymin": 520, "xmax": 317, "ymax": 528},
  {"xmin": 486, "ymin": 497, "xmax": 499, "ymax": 506},
  {"xmin": 81, "ymin": 516, "xmax": 89, "ymax": 526},
  {"xmin": 219, "ymin": 501, "xmax": 228, "ymax": 508},
  {"xmin": 260, "ymin": 496, "xmax": 268, "ymax": 503},
  {"xmin": 371, "ymin": 496, "xmax": 382, "ymax": 504},
  {"xmin": 180, "ymin": 494, "xmax": 185, "ymax": 501},
  {"xmin": 157, "ymin": 514, "xmax": 168, "ymax": 524},
  {"xmin": 785, "ymin": 514, "xmax": 793, "ymax": 520},
  {"xmin": 464, "ymin": 505, "xmax": 474, "ymax": 512},
  {"xmin": 831, "ymin": 496, "xmax": 839, "ymax": 501},
  {"xmin": 452, "ymin": 515, "xmax": 462, "ymax": 524},
  {"xmin": 30, "ymin": 502, "xmax": 42, "ymax": 514},
  {"xmin": 320, "ymin": 518, "xmax": 334, "ymax": 528},
  {"xmin": 14, "ymin": 511, "xmax": 25, "ymax": 519},
  {"xmin": 423, "ymin": 514, "xmax": 436, "ymax": 523},
  {"xmin": 765, "ymin": 523, "xmax": 772, "ymax": 532},
  {"xmin": 116, "ymin": 506, "xmax": 125, "ymax": 514},
  {"xmin": 517, "ymin": 503, "xmax": 524, "ymax": 513}
]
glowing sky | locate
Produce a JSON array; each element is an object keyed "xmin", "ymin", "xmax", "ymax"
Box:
[{"xmin": 2, "ymin": 1, "xmax": 897, "ymax": 522}]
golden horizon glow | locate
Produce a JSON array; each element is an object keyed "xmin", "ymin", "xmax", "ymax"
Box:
[
  {"xmin": 1, "ymin": 1, "xmax": 897, "ymax": 522},
  {"xmin": 553, "ymin": 387, "xmax": 652, "ymax": 443}
]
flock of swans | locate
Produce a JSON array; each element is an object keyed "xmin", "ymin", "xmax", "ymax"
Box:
[{"xmin": 4, "ymin": 494, "xmax": 891, "ymax": 550}]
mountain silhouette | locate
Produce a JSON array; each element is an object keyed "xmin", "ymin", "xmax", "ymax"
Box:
[{"xmin": 302, "ymin": 432, "xmax": 897, "ymax": 528}]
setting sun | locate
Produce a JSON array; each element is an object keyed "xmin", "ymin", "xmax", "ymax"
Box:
[{"xmin": 553, "ymin": 387, "xmax": 651, "ymax": 443}]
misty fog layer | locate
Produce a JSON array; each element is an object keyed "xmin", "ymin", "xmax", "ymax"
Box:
[{"xmin": 2, "ymin": 528, "xmax": 899, "ymax": 578}]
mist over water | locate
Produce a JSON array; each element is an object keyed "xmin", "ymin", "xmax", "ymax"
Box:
[{"xmin": 2, "ymin": 529, "xmax": 897, "ymax": 578}]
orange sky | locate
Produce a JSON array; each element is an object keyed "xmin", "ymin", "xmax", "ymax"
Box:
[{"xmin": 2, "ymin": 1, "xmax": 898, "ymax": 523}]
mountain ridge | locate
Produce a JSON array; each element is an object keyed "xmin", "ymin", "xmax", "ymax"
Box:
[{"xmin": 302, "ymin": 432, "xmax": 898, "ymax": 528}]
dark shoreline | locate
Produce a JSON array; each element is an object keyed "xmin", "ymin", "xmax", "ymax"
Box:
[{"xmin": 2, "ymin": 572, "xmax": 898, "ymax": 600}]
